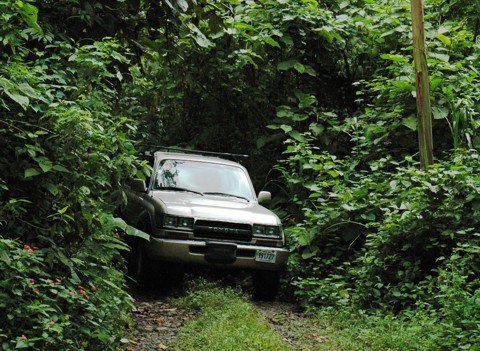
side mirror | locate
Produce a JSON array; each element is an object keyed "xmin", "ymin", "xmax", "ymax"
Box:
[
  {"xmin": 257, "ymin": 191, "xmax": 271, "ymax": 205},
  {"xmin": 128, "ymin": 179, "xmax": 147, "ymax": 193}
]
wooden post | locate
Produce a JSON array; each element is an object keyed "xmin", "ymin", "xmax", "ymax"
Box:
[{"xmin": 411, "ymin": 0, "xmax": 434, "ymax": 168}]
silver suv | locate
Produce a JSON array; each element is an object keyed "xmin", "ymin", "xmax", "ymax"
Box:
[{"xmin": 121, "ymin": 151, "xmax": 288, "ymax": 299}]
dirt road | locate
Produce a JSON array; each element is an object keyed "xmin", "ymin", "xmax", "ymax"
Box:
[{"xmin": 126, "ymin": 285, "xmax": 326, "ymax": 351}]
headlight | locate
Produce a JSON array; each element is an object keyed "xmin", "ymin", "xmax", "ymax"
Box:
[
  {"xmin": 252, "ymin": 224, "xmax": 282, "ymax": 238},
  {"xmin": 162, "ymin": 215, "xmax": 194, "ymax": 230}
]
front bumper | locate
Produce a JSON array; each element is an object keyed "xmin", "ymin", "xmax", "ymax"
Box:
[{"xmin": 145, "ymin": 237, "xmax": 289, "ymax": 271}]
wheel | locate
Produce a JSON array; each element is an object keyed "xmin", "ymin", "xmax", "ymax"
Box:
[
  {"xmin": 252, "ymin": 270, "xmax": 280, "ymax": 301},
  {"xmin": 129, "ymin": 237, "xmax": 158, "ymax": 289}
]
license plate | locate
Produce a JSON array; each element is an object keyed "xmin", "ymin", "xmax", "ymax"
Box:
[
  {"xmin": 205, "ymin": 243, "xmax": 237, "ymax": 264},
  {"xmin": 255, "ymin": 250, "xmax": 276, "ymax": 263}
]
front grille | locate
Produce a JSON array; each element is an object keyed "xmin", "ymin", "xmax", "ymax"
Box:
[{"xmin": 194, "ymin": 220, "xmax": 252, "ymax": 242}]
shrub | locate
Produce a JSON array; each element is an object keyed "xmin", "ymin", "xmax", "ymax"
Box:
[
  {"xmin": 0, "ymin": 3, "xmax": 141, "ymax": 349},
  {"xmin": 279, "ymin": 138, "xmax": 480, "ymax": 347},
  {"xmin": 0, "ymin": 235, "xmax": 132, "ymax": 351}
]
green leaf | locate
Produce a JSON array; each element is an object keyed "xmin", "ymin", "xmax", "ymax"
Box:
[
  {"xmin": 126, "ymin": 226, "xmax": 150, "ymax": 241},
  {"xmin": 309, "ymin": 122, "xmax": 324, "ymax": 136},
  {"xmin": 111, "ymin": 51, "xmax": 128, "ymax": 63},
  {"xmin": 0, "ymin": 247, "xmax": 11, "ymax": 263},
  {"xmin": 280, "ymin": 124, "xmax": 292, "ymax": 133},
  {"xmin": 432, "ymin": 106, "xmax": 449, "ymax": 120},
  {"xmin": 430, "ymin": 77, "xmax": 444, "ymax": 90},
  {"xmin": 277, "ymin": 60, "xmax": 297, "ymax": 71},
  {"xmin": 328, "ymin": 170, "xmax": 340, "ymax": 178},
  {"xmin": 18, "ymin": 83, "xmax": 46, "ymax": 102},
  {"xmin": 176, "ymin": 0, "xmax": 189, "ymax": 11},
  {"xmin": 11, "ymin": 93, "xmax": 30, "ymax": 108},
  {"xmin": 276, "ymin": 106, "xmax": 293, "ymax": 118},
  {"xmin": 15, "ymin": 339, "xmax": 29, "ymax": 349},
  {"xmin": 15, "ymin": 1, "xmax": 43, "ymax": 34},
  {"xmin": 1, "ymin": 80, "xmax": 30, "ymax": 109},
  {"xmin": 24, "ymin": 168, "xmax": 40, "ymax": 178},
  {"xmin": 187, "ymin": 23, "xmax": 213, "ymax": 48},
  {"xmin": 35, "ymin": 157, "xmax": 53, "ymax": 173},
  {"xmin": 58, "ymin": 206, "xmax": 69, "ymax": 214},
  {"xmin": 44, "ymin": 183, "xmax": 59, "ymax": 196},
  {"xmin": 293, "ymin": 62, "xmax": 305, "ymax": 74},
  {"xmin": 380, "ymin": 54, "xmax": 408, "ymax": 63},
  {"xmin": 402, "ymin": 116, "xmax": 417, "ymax": 131},
  {"xmin": 313, "ymin": 27, "xmax": 342, "ymax": 43},
  {"xmin": 298, "ymin": 96, "xmax": 316, "ymax": 109},
  {"xmin": 392, "ymin": 81, "xmax": 415, "ymax": 92},
  {"xmin": 291, "ymin": 113, "xmax": 309, "ymax": 122},
  {"xmin": 341, "ymin": 204, "xmax": 356, "ymax": 211},
  {"xmin": 109, "ymin": 217, "xmax": 150, "ymax": 241},
  {"xmin": 304, "ymin": 65, "xmax": 317, "ymax": 77},
  {"xmin": 429, "ymin": 53, "xmax": 450, "ymax": 62},
  {"xmin": 435, "ymin": 33, "xmax": 451, "ymax": 46},
  {"xmin": 52, "ymin": 164, "xmax": 70, "ymax": 173},
  {"xmin": 289, "ymin": 130, "xmax": 306, "ymax": 142},
  {"xmin": 301, "ymin": 246, "xmax": 319, "ymax": 259},
  {"xmin": 298, "ymin": 229, "xmax": 315, "ymax": 246},
  {"xmin": 264, "ymin": 36, "xmax": 280, "ymax": 47}
]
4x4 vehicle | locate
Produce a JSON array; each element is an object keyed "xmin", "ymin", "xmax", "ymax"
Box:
[{"xmin": 121, "ymin": 150, "xmax": 288, "ymax": 299}]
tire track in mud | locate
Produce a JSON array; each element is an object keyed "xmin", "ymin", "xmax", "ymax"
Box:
[{"xmin": 125, "ymin": 283, "xmax": 325, "ymax": 351}]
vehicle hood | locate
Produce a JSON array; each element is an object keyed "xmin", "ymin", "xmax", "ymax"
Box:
[{"xmin": 151, "ymin": 191, "xmax": 280, "ymax": 226}]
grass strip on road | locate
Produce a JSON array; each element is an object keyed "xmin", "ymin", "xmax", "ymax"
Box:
[{"xmin": 171, "ymin": 279, "xmax": 290, "ymax": 351}]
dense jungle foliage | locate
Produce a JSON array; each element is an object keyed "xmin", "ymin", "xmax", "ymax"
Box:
[{"xmin": 0, "ymin": 0, "xmax": 479, "ymax": 349}]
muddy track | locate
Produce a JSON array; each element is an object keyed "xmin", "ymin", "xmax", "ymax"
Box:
[
  {"xmin": 126, "ymin": 288, "xmax": 191, "ymax": 351},
  {"xmin": 126, "ymin": 285, "xmax": 325, "ymax": 351}
]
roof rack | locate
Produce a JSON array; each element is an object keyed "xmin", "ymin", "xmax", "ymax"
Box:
[{"xmin": 137, "ymin": 144, "xmax": 249, "ymax": 162}]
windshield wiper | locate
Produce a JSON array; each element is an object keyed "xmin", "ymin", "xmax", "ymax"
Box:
[
  {"xmin": 158, "ymin": 186, "xmax": 204, "ymax": 196},
  {"xmin": 204, "ymin": 192, "xmax": 250, "ymax": 202}
]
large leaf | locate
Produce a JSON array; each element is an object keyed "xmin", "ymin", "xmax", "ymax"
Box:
[
  {"xmin": 176, "ymin": 0, "xmax": 189, "ymax": 12},
  {"xmin": 0, "ymin": 78, "xmax": 30, "ymax": 109},
  {"xmin": 109, "ymin": 217, "xmax": 150, "ymax": 241},
  {"xmin": 14, "ymin": 0, "xmax": 43, "ymax": 34},
  {"xmin": 402, "ymin": 116, "xmax": 418, "ymax": 131},
  {"xmin": 187, "ymin": 23, "xmax": 214, "ymax": 48},
  {"xmin": 289, "ymin": 130, "xmax": 307, "ymax": 142},
  {"xmin": 43, "ymin": 183, "xmax": 59, "ymax": 196},
  {"xmin": 277, "ymin": 60, "xmax": 297, "ymax": 71},
  {"xmin": 24, "ymin": 168, "xmax": 40, "ymax": 178},
  {"xmin": 432, "ymin": 106, "xmax": 449, "ymax": 120},
  {"xmin": 35, "ymin": 157, "xmax": 53, "ymax": 173},
  {"xmin": 264, "ymin": 36, "xmax": 280, "ymax": 47}
]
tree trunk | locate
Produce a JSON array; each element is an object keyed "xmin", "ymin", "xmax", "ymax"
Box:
[{"xmin": 411, "ymin": 0, "xmax": 434, "ymax": 169}]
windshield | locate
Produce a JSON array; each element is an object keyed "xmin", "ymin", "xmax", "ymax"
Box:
[{"xmin": 154, "ymin": 159, "xmax": 255, "ymax": 200}]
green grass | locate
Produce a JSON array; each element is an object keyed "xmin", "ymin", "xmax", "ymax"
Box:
[
  {"xmin": 171, "ymin": 279, "xmax": 289, "ymax": 351},
  {"xmin": 303, "ymin": 307, "xmax": 441, "ymax": 351},
  {"xmin": 170, "ymin": 280, "xmax": 446, "ymax": 351}
]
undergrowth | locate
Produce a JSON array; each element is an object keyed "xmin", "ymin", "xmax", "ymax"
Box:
[
  {"xmin": 306, "ymin": 307, "xmax": 451, "ymax": 351},
  {"xmin": 0, "ymin": 236, "xmax": 132, "ymax": 351},
  {"xmin": 279, "ymin": 139, "xmax": 480, "ymax": 349}
]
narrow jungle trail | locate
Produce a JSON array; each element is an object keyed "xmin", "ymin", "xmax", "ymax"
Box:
[{"xmin": 125, "ymin": 285, "xmax": 330, "ymax": 351}]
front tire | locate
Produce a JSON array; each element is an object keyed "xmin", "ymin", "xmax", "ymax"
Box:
[{"xmin": 130, "ymin": 238, "xmax": 156, "ymax": 288}]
